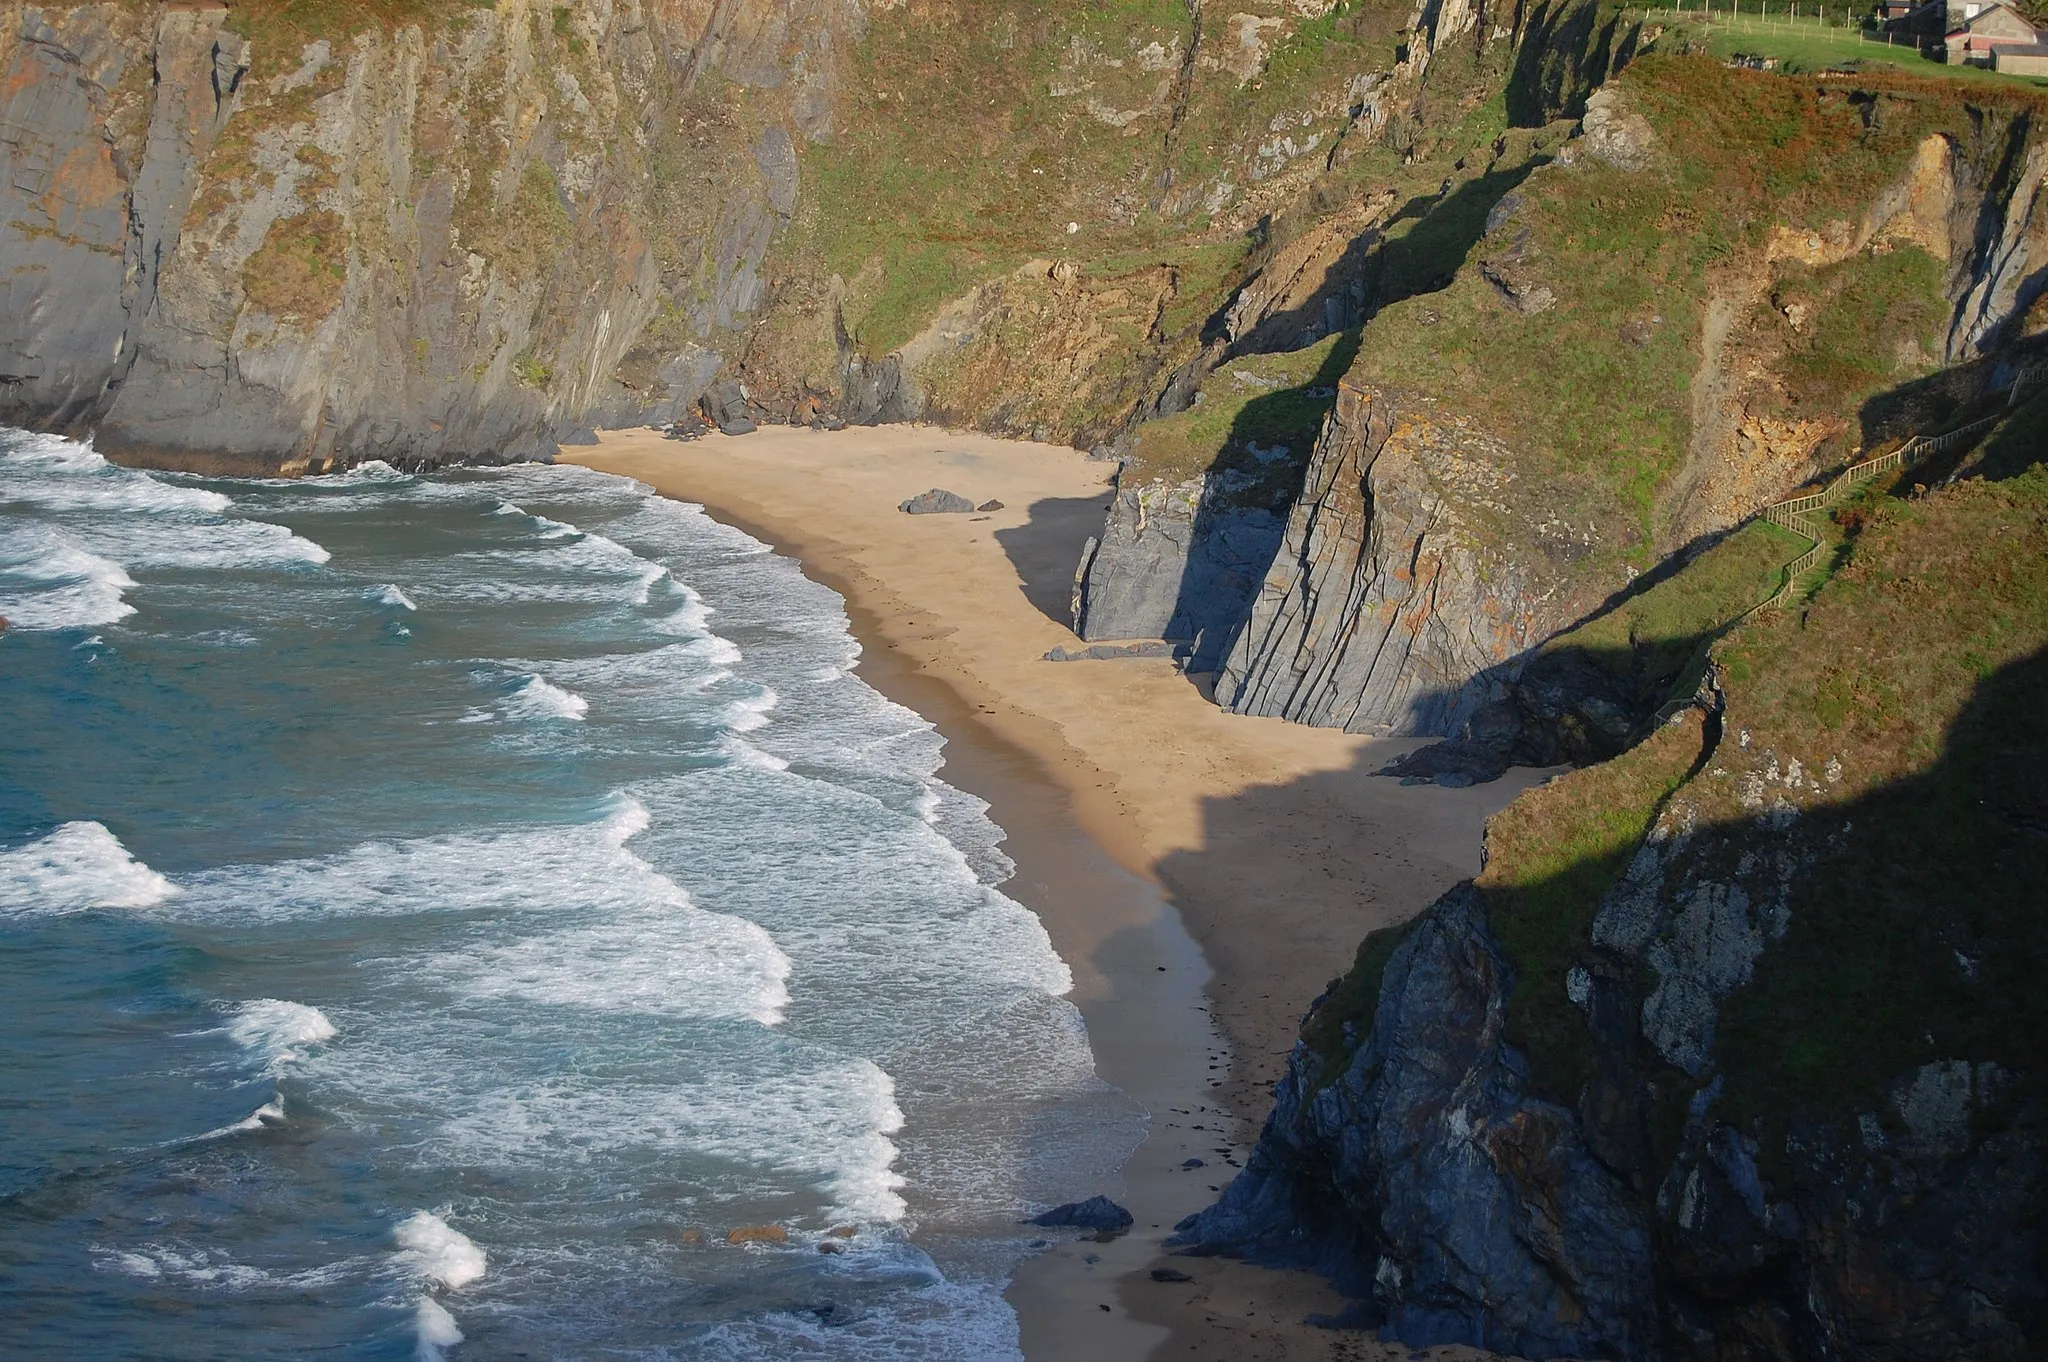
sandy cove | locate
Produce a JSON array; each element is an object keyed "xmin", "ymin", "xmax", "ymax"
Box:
[{"xmin": 566, "ymin": 426, "xmax": 1538, "ymax": 1362}]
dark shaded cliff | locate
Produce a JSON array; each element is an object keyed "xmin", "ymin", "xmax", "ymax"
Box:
[{"xmin": 1177, "ymin": 457, "xmax": 2048, "ymax": 1359}]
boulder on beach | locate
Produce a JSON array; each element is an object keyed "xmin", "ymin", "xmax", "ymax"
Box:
[
  {"xmin": 976, "ymin": 499, "xmax": 1004, "ymax": 512},
  {"xmin": 1024, "ymin": 1195, "xmax": 1133, "ymax": 1235},
  {"xmin": 900, "ymin": 488, "xmax": 975, "ymax": 514}
]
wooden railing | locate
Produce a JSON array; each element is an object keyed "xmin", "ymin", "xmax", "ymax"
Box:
[
  {"xmin": 1752, "ymin": 411, "xmax": 2004, "ymax": 611},
  {"xmin": 1640, "ymin": 362, "xmax": 2035, "ymax": 734}
]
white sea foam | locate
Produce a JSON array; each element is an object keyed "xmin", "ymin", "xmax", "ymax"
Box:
[
  {"xmin": 0, "ymin": 435, "xmax": 231, "ymax": 515},
  {"xmin": 530, "ymin": 513, "xmax": 580, "ymax": 540},
  {"xmin": 394, "ymin": 1212, "xmax": 487, "ymax": 1290},
  {"xmin": 701, "ymin": 1277, "xmax": 1024, "ymax": 1362},
  {"xmin": 0, "ymin": 431, "xmax": 331, "ymax": 630},
  {"xmin": 722, "ymin": 687, "xmax": 778, "ymax": 733},
  {"xmin": 190, "ymin": 1096, "xmax": 288, "ymax": 1141},
  {"xmin": 502, "ymin": 674, "xmax": 589, "ymax": 721},
  {"xmin": 723, "ymin": 737, "xmax": 791, "ymax": 772},
  {"xmin": 0, "ymin": 821, "xmax": 175, "ymax": 914},
  {"xmin": 431, "ymin": 914, "xmax": 791, "ymax": 1022},
  {"xmin": 688, "ymin": 634, "xmax": 744, "ymax": 667},
  {"xmin": 90, "ymin": 1241, "xmax": 352, "ymax": 1292},
  {"xmin": 317, "ymin": 459, "xmax": 408, "ymax": 485},
  {"xmin": 0, "ymin": 529, "xmax": 138, "ymax": 629},
  {"xmin": 431, "ymin": 1058, "xmax": 906, "ymax": 1221},
  {"xmin": 227, "ymin": 999, "xmax": 337, "ymax": 1072},
  {"xmin": 164, "ymin": 800, "xmax": 793, "ymax": 1024},
  {"xmin": 415, "ymin": 1297, "xmax": 465, "ymax": 1361},
  {"xmin": 599, "ymin": 793, "xmax": 652, "ymax": 844},
  {"xmin": 368, "ymin": 584, "xmax": 418, "ymax": 611}
]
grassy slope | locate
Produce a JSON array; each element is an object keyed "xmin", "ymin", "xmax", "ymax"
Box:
[
  {"xmin": 1538, "ymin": 518, "xmax": 1809, "ymax": 705},
  {"xmin": 1710, "ymin": 467, "xmax": 2048, "ymax": 1133},
  {"xmin": 1345, "ymin": 53, "xmax": 2033, "ymax": 568},
  {"xmin": 764, "ymin": 0, "xmax": 1507, "ymax": 421}
]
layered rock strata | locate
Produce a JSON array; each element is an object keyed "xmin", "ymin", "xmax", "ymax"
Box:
[{"xmin": 1216, "ymin": 381, "xmax": 1582, "ymax": 736}]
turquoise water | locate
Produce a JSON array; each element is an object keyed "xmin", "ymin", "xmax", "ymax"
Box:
[{"xmin": 0, "ymin": 432, "xmax": 1142, "ymax": 1359}]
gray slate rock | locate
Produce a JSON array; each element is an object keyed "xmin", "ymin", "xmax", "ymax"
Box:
[
  {"xmin": 1176, "ymin": 886, "xmax": 1659, "ymax": 1358},
  {"xmin": 1071, "ymin": 475, "xmax": 1285, "ymax": 672},
  {"xmin": 900, "ymin": 488, "xmax": 975, "ymax": 514}
]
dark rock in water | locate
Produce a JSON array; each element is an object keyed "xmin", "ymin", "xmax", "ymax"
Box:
[
  {"xmin": 900, "ymin": 488, "xmax": 975, "ymax": 514},
  {"xmin": 1025, "ymin": 1195, "xmax": 1134, "ymax": 1235},
  {"xmin": 976, "ymin": 499, "xmax": 1005, "ymax": 512},
  {"xmin": 1181, "ymin": 1157, "xmax": 1205, "ymax": 1168},
  {"xmin": 816, "ymin": 1240, "xmax": 844, "ymax": 1254},
  {"xmin": 1149, "ymin": 1267, "xmax": 1193, "ymax": 1283}
]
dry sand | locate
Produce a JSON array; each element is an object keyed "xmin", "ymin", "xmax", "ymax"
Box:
[{"xmin": 565, "ymin": 425, "xmax": 1541, "ymax": 1362}]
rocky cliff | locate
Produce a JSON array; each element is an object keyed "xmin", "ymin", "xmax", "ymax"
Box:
[
  {"xmin": 1177, "ymin": 456, "xmax": 2048, "ymax": 1359},
  {"xmin": 1079, "ymin": 53, "xmax": 2048, "ymax": 750}
]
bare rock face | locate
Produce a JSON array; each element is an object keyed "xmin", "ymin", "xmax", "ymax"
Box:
[
  {"xmin": 1176, "ymin": 886, "xmax": 1662, "ymax": 1359},
  {"xmin": 1070, "ymin": 473, "xmax": 1287, "ymax": 671},
  {"xmin": 0, "ymin": 0, "xmax": 854, "ymax": 474},
  {"xmin": 1217, "ymin": 381, "xmax": 1584, "ymax": 736}
]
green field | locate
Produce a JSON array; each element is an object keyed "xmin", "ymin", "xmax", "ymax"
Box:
[{"xmin": 1634, "ymin": 7, "xmax": 2048, "ymax": 88}]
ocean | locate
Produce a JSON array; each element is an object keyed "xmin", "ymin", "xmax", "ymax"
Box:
[{"xmin": 0, "ymin": 430, "xmax": 1144, "ymax": 1359}]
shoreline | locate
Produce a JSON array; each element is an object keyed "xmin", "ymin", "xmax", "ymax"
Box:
[{"xmin": 564, "ymin": 426, "xmax": 1543, "ymax": 1360}]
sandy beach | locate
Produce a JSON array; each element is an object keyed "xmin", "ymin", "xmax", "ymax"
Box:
[{"xmin": 565, "ymin": 425, "xmax": 1540, "ymax": 1361}]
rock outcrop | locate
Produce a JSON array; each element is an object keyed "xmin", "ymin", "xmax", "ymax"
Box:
[
  {"xmin": 0, "ymin": 0, "xmax": 846, "ymax": 473},
  {"xmin": 1071, "ymin": 474, "xmax": 1288, "ymax": 672},
  {"xmin": 1215, "ymin": 381, "xmax": 1588, "ymax": 736},
  {"xmin": 1181, "ymin": 884, "xmax": 1661, "ymax": 1358}
]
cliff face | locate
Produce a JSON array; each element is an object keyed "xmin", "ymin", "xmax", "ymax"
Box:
[
  {"xmin": 0, "ymin": 0, "xmax": 842, "ymax": 473},
  {"xmin": 1215, "ymin": 380, "xmax": 1591, "ymax": 735},
  {"xmin": 1179, "ymin": 464, "xmax": 2048, "ymax": 1359}
]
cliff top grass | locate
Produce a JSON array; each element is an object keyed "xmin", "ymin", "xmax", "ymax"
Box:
[
  {"xmin": 1480, "ymin": 710, "xmax": 1707, "ymax": 1099},
  {"xmin": 783, "ymin": 0, "xmax": 1416, "ymax": 357},
  {"xmin": 220, "ymin": 0, "xmax": 493, "ymax": 47},
  {"xmin": 1498, "ymin": 457, "xmax": 2048, "ymax": 1126},
  {"xmin": 1690, "ymin": 16, "xmax": 2048, "ymax": 90},
  {"xmin": 1124, "ymin": 331, "xmax": 1359, "ymax": 495},
  {"xmin": 1540, "ymin": 518, "xmax": 1809, "ymax": 699}
]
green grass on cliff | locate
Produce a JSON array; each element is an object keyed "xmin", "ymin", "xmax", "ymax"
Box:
[
  {"xmin": 219, "ymin": 0, "xmax": 492, "ymax": 54},
  {"xmin": 1480, "ymin": 714, "xmax": 1707, "ymax": 1099},
  {"xmin": 1303, "ymin": 442, "xmax": 2048, "ymax": 1134},
  {"xmin": 1125, "ymin": 331, "xmax": 1358, "ymax": 494},
  {"xmin": 1539, "ymin": 519, "xmax": 1809, "ymax": 704},
  {"xmin": 1689, "ymin": 17, "xmax": 2048, "ymax": 90}
]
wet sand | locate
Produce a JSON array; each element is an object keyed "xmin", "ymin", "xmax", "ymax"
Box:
[{"xmin": 564, "ymin": 425, "xmax": 1539, "ymax": 1361}]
